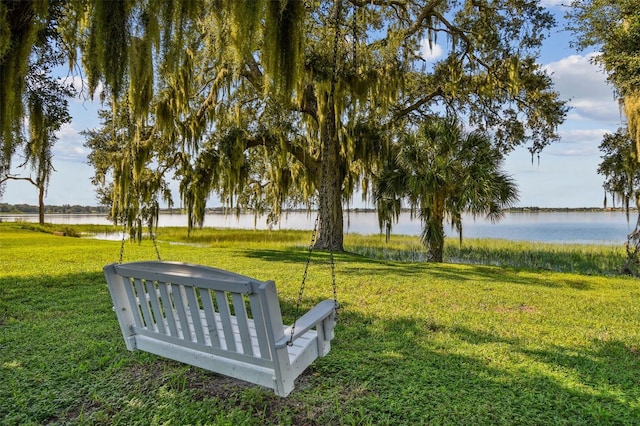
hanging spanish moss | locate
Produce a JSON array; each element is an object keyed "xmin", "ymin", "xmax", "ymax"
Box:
[
  {"xmin": 226, "ymin": 0, "xmax": 261, "ymax": 60},
  {"xmin": 264, "ymin": 0, "xmax": 305, "ymax": 98},
  {"xmin": 625, "ymin": 93, "xmax": 640, "ymax": 157},
  {"xmin": 0, "ymin": 3, "xmax": 10, "ymax": 58},
  {"xmin": 156, "ymin": 0, "xmax": 201, "ymax": 72},
  {"xmin": 128, "ymin": 36, "xmax": 153, "ymax": 121},
  {"xmin": 180, "ymin": 147, "xmax": 221, "ymax": 234},
  {"xmin": 85, "ymin": 0, "xmax": 130, "ymax": 99},
  {"xmin": 27, "ymin": 96, "xmax": 45, "ymax": 162},
  {"xmin": 0, "ymin": 0, "xmax": 48, "ymax": 175},
  {"xmin": 25, "ymin": 89, "xmax": 62, "ymax": 191}
]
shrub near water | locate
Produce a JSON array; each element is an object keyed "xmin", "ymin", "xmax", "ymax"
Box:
[
  {"xmin": 1, "ymin": 223, "xmax": 639, "ymax": 425},
  {"xmin": 447, "ymin": 239, "xmax": 626, "ymax": 275},
  {"xmin": 347, "ymin": 234, "xmax": 626, "ymax": 276}
]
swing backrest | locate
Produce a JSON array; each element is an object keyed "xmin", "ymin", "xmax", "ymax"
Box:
[{"xmin": 105, "ymin": 261, "xmax": 286, "ymax": 361}]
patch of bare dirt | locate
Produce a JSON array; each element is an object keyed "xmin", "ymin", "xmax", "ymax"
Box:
[
  {"xmin": 494, "ymin": 304, "xmax": 537, "ymax": 314},
  {"xmin": 49, "ymin": 360, "xmax": 347, "ymax": 425}
]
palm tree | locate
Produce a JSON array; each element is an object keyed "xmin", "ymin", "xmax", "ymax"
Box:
[{"xmin": 375, "ymin": 116, "xmax": 518, "ymax": 262}]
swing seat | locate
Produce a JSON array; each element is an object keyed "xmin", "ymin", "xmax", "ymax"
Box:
[{"xmin": 104, "ymin": 261, "xmax": 336, "ymax": 397}]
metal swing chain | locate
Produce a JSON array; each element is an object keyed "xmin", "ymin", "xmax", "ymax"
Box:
[
  {"xmin": 149, "ymin": 223, "xmax": 162, "ymax": 261},
  {"xmin": 118, "ymin": 216, "xmax": 162, "ymax": 263},
  {"xmin": 327, "ymin": 0, "xmax": 340, "ymax": 312},
  {"xmin": 288, "ymin": 214, "xmax": 320, "ymax": 345},
  {"xmin": 288, "ymin": 0, "xmax": 342, "ymax": 346},
  {"xmin": 119, "ymin": 218, "xmax": 127, "ymax": 264},
  {"xmin": 330, "ymin": 248, "xmax": 337, "ymax": 308}
]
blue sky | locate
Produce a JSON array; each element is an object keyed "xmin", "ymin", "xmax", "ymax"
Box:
[{"xmin": 2, "ymin": 2, "xmax": 623, "ymax": 208}]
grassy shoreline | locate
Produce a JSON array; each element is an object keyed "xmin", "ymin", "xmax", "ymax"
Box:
[
  {"xmin": 1, "ymin": 222, "xmax": 639, "ymax": 425},
  {"xmin": 9, "ymin": 221, "xmax": 631, "ymax": 275}
]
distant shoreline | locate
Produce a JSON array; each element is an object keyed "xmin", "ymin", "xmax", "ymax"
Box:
[
  {"xmin": 1, "ymin": 202, "xmax": 637, "ymax": 216},
  {"xmin": 346, "ymin": 206, "xmax": 635, "ymax": 214},
  {"xmin": 506, "ymin": 207, "xmax": 636, "ymax": 213}
]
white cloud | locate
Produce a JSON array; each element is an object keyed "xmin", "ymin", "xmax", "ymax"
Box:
[
  {"xmin": 544, "ymin": 53, "xmax": 621, "ymax": 124},
  {"xmin": 560, "ymin": 128, "xmax": 609, "ymax": 144},
  {"xmin": 547, "ymin": 129, "xmax": 611, "ymax": 156},
  {"xmin": 419, "ymin": 39, "xmax": 444, "ymax": 62},
  {"xmin": 52, "ymin": 123, "xmax": 89, "ymax": 162}
]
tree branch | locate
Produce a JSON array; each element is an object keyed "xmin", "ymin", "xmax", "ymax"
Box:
[
  {"xmin": 196, "ymin": 68, "xmax": 230, "ymax": 123},
  {"xmin": 348, "ymin": 0, "xmax": 408, "ymax": 8},
  {"xmin": 241, "ymin": 55, "xmax": 264, "ymax": 90},
  {"xmin": 1, "ymin": 174, "xmax": 37, "ymax": 187},
  {"xmin": 401, "ymin": 0, "xmax": 446, "ymax": 39},
  {"xmin": 392, "ymin": 86, "xmax": 444, "ymax": 121},
  {"xmin": 245, "ymin": 134, "xmax": 320, "ymax": 176},
  {"xmin": 295, "ymin": 84, "xmax": 319, "ymax": 124}
]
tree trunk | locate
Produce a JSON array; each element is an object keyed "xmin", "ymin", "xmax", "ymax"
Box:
[
  {"xmin": 429, "ymin": 222, "xmax": 445, "ymax": 262},
  {"xmin": 314, "ymin": 91, "xmax": 344, "ymax": 252},
  {"xmin": 428, "ymin": 197, "xmax": 446, "ymax": 262},
  {"xmin": 38, "ymin": 183, "xmax": 45, "ymax": 225}
]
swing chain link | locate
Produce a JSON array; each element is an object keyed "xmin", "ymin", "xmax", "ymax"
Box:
[
  {"xmin": 330, "ymin": 250, "xmax": 338, "ymax": 309},
  {"xmin": 119, "ymin": 217, "xmax": 127, "ymax": 264},
  {"xmin": 118, "ymin": 215, "xmax": 162, "ymax": 263},
  {"xmin": 151, "ymin": 229, "xmax": 162, "ymax": 261},
  {"xmin": 288, "ymin": 214, "xmax": 320, "ymax": 346}
]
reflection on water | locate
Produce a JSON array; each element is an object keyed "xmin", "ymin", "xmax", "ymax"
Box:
[{"xmin": 1, "ymin": 210, "xmax": 635, "ymax": 244}]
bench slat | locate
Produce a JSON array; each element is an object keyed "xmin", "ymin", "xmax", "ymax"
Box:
[
  {"xmin": 132, "ymin": 325, "xmax": 274, "ymax": 368},
  {"xmin": 115, "ymin": 264, "xmax": 252, "ymax": 294},
  {"xmin": 134, "ymin": 278, "xmax": 156, "ymax": 330},
  {"xmin": 231, "ymin": 293, "xmax": 254, "ymax": 356},
  {"xmin": 158, "ymin": 282, "xmax": 179, "ymax": 337},
  {"xmin": 145, "ymin": 280, "xmax": 166, "ymax": 335},
  {"xmin": 215, "ymin": 290, "xmax": 236, "ymax": 352},
  {"xmin": 200, "ymin": 289, "xmax": 221, "ymax": 348},
  {"xmin": 248, "ymin": 294, "xmax": 271, "ymax": 360},
  {"xmin": 185, "ymin": 286, "xmax": 206, "ymax": 344},
  {"xmin": 123, "ymin": 277, "xmax": 144, "ymax": 329},
  {"xmin": 172, "ymin": 285, "xmax": 191, "ymax": 340}
]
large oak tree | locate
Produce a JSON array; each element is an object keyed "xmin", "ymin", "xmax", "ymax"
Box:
[{"xmin": 3, "ymin": 1, "xmax": 567, "ymax": 251}]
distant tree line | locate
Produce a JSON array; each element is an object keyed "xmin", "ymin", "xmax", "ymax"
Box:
[{"xmin": 0, "ymin": 203, "xmax": 110, "ymax": 214}]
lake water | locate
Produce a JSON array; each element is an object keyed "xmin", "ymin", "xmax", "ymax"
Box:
[{"xmin": 2, "ymin": 210, "xmax": 636, "ymax": 245}]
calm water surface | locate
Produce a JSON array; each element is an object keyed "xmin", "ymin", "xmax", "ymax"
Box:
[{"xmin": 3, "ymin": 210, "xmax": 636, "ymax": 245}]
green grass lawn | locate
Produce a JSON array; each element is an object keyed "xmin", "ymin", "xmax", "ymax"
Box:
[{"xmin": 1, "ymin": 222, "xmax": 639, "ymax": 425}]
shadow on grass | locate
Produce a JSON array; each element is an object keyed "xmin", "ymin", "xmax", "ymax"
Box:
[
  {"xmin": 2, "ymin": 264, "xmax": 638, "ymax": 425},
  {"xmin": 242, "ymin": 247, "xmax": 598, "ymax": 291},
  {"xmin": 323, "ymin": 309, "xmax": 640, "ymax": 424},
  {"xmin": 164, "ymin": 228, "xmax": 312, "ymax": 245}
]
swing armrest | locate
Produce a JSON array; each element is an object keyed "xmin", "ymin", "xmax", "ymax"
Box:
[{"xmin": 275, "ymin": 300, "xmax": 336, "ymax": 348}]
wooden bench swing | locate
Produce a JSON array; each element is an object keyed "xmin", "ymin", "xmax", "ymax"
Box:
[{"xmin": 104, "ymin": 220, "xmax": 338, "ymax": 397}]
